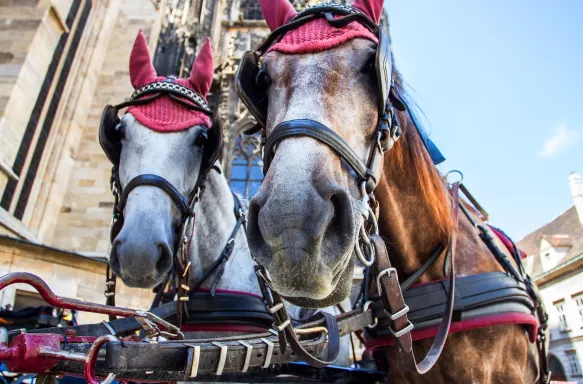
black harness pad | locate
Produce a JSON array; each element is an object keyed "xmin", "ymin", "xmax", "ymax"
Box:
[
  {"xmin": 99, "ymin": 104, "xmax": 123, "ymax": 165},
  {"xmin": 376, "ymin": 29, "xmax": 392, "ymax": 111},
  {"xmin": 235, "ymin": 51, "xmax": 267, "ymax": 127}
]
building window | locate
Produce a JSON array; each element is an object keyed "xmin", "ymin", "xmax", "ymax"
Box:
[
  {"xmin": 567, "ymin": 354, "xmax": 582, "ymax": 376},
  {"xmin": 544, "ymin": 252, "xmax": 551, "ymax": 260},
  {"xmin": 554, "ymin": 300, "xmax": 569, "ymax": 331},
  {"xmin": 574, "ymin": 294, "xmax": 583, "ymax": 324},
  {"xmin": 229, "ymin": 131, "xmax": 263, "ymax": 199},
  {"xmin": 240, "ymin": 0, "xmax": 263, "ymax": 20}
]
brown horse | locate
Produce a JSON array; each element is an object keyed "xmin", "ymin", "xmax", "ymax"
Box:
[{"xmin": 243, "ymin": 0, "xmax": 545, "ymax": 382}]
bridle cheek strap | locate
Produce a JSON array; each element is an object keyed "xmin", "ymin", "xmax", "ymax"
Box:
[{"xmin": 264, "ymin": 119, "xmax": 384, "ymax": 191}]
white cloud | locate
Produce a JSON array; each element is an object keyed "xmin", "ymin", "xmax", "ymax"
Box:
[{"xmin": 539, "ymin": 125, "xmax": 579, "ymax": 157}]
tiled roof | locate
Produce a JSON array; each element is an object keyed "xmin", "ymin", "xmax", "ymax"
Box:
[
  {"xmin": 517, "ymin": 206, "xmax": 583, "ymax": 277},
  {"xmin": 517, "ymin": 206, "xmax": 579, "ymax": 256},
  {"xmin": 541, "ymin": 234, "xmax": 572, "ymax": 248}
]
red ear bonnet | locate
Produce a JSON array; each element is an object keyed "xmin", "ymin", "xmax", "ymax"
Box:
[
  {"xmin": 129, "ymin": 30, "xmax": 157, "ymax": 88},
  {"xmin": 259, "ymin": 0, "xmax": 381, "ymax": 55},
  {"xmin": 127, "ymin": 32, "xmax": 214, "ymax": 132},
  {"xmin": 259, "ymin": 0, "xmax": 298, "ymax": 30},
  {"xmin": 352, "ymin": 0, "xmax": 385, "ymax": 24},
  {"xmin": 189, "ymin": 38, "xmax": 214, "ymax": 97}
]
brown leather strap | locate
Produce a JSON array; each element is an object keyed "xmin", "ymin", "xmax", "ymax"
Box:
[
  {"xmin": 375, "ymin": 182, "xmax": 460, "ymax": 373},
  {"xmin": 256, "ymin": 271, "xmax": 341, "ymax": 368},
  {"xmin": 104, "ymin": 265, "xmax": 117, "ymax": 322}
]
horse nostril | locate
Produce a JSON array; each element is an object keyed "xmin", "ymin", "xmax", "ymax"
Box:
[
  {"xmin": 155, "ymin": 243, "xmax": 172, "ymax": 272},
  {"xmin": 328, "ymin": 192, "xmax": 351, "ymax": 232},
  {"xmin": 109, "ymin": 240, "xmax": 122, "ymax": 272}
]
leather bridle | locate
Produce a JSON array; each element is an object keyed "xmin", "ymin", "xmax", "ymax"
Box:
[
  {"xmin": 99, "ymin": 79, "xmax": 222, "ymax": 323},
  {"xmin": 235, "ymin": 2, "xmax": 443, "ymax": 369},
  {"xmin": 234, "ymin": 2, "xmax": 481, "ymax": 374}
]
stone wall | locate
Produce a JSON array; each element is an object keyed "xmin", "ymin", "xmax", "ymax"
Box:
[
  {"xmin": 0, "ymin": 236, "xmax": 153, "ymax": 325},
  {"xmin": 0, "ymin": 4, "xmax": 64, "ymax": 200},
  {"xmin": 52, "ymin": 0, "xmax": 160, "ymax": 254}
]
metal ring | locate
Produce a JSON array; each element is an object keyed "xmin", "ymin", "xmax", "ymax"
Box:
[
  {"xmin": 366, "ymin": 207, "xmax": 379, "ymax": 235},
  {"xmin": 363, "ymin": 301, "xmax": 378, "ymax": 329},
  {"xmin": 445, "ymin": 170, "xmax": 464, "ymax": 185},
  {"xmin": 360, "ymin": 181, "xmax": 369, "ymax": 209},
  {"xmin": 354, "ymin": 231, "xmax": 375, "ymax": 267}
]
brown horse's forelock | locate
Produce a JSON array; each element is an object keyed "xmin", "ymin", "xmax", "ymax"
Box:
[{"xmin": 385, "ymin": 74, "xmax": 454, "ymax": 243}]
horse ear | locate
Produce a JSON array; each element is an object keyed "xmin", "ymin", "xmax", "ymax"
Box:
[
  {"xmin": 352, "ymin": 0, "xmax": 385, "ymax": 24},
  {"xmin": 189, "ymin": 38, "xmax": 214, "ymax": 97},
  {"xmin": 129, "ymin": 30, "xmax": 157, "ymax": 89},
  {"xmin": 259, "ymin": 0, "xmax": 297, "ymax": 31}
]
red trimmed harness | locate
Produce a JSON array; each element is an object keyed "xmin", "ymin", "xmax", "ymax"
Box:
[{"xmin": 366, "ymin": 227, "xmax": 537, "ymax": 350}]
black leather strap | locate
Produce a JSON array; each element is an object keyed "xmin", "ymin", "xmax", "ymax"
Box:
[
  {"xmin": 118, "ymin": 174, "xmax": 193, "ymax": 219},
  {"xmin": 264, "ymin": 119, "xmax": 369, "ymax": 180},
  {"xmin": 400, "ymin": 243, "xmax": 445, "ymax": 292},
  {"xmin": 24, "ymin": 294, "xmax": 273, "ymax": 338}
]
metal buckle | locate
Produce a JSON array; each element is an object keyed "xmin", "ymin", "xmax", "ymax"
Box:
[
  {"xmin": 363, "ymin": 301, "xmax": 378, "ymax": 329},
  {"xmin": 389, "ymin": 320, "xmax": 414, "ymax": 338},
  {"xmin": 260, "ymin": 338, "xmax": 274, "ymax": 368},
  {"xmin": 389, "ymin": 304, "xmax": 409, "ymax": 321},
  {"xmin": 211, "ymin": 342, "xmax": 228, "ymax": 375},
  {"xmin": 376, "ymin": 267, "xmax": 397, "ymax": 294},
  {"xmin": 238, "ymin": 340, "xmax": 253, "ymax": 373}
]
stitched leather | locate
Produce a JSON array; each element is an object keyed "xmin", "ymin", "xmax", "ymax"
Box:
[{"xmin": 264, "ymin": 119, "xmax": 369, "ymax": 180}]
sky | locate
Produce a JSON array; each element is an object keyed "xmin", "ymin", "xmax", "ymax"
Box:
[{"xmin": 384, "ymin": 0, "xmax": 583, "ymax": 240}]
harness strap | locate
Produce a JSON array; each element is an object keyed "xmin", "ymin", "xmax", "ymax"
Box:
[
  {"xmin": 254, "ymin": 267, "xmax": 341, "ymax": 368},
  {"xmin": 119, "ymin": 174, "xmax": 193, "ymax": 218},
  {"xmin": 264, "ymin": 119, "xmax": 369, "ymax": 181},
  {"xmin": 374, "ymin": 181, "xmax": 459, "ymax": 374},
  {"xmin": 187, "ymin": 192, "xmax": 246, "ymax": 298},
  {"xmin": 399, "ymin": 243, "xmax": 445, "ymax": 292},
  {"xmin": 104, "ymin": 265, "xmax": 117, "ymax": 322}
]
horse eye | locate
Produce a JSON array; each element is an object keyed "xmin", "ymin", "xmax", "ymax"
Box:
[
  {"xmin": 194, "ymin": 131, "xmax": 208, "ymax": 147},
  {"xmin": 256, "ymin": 68, "xmax": 272, "ymax": 89},
  {"xmin": 360, "ymin": 55, "xmax": 376, "ymax": 75},
  {"xmin": 114, "ymin": 122, "xmax": 125, "ymax": 139}
]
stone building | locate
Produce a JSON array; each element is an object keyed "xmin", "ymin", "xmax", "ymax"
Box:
[
  {"xmin": 518, "ymin": 172, "xmax": 583, "ymax": 383},
  {"xmin": 1, "ymin": 1, "xmax": 379, "ymax": 323}
]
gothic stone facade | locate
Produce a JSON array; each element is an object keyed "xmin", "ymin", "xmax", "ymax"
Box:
[{"xmin": 0, "ymin": 0, "xmax": 363, "ymax": 315}]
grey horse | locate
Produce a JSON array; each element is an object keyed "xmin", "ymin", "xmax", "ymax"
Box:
[{"xmin": 106, "ymin": 32, "xmax": 353, "ymax": 367}]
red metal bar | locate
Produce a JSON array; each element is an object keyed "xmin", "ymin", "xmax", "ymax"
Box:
[
  {"xmin": 84, "ymin": 335, "xmax": 117, "ymax": 384},
  {"xmin": 0, "ymin": 272, "xmax": 137, "ymax": 318},
  {"xmin": 4, "ymin": 334, "xmax": 63, "ymax": 373}
]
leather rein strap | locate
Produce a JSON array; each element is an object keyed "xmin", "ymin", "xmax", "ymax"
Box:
[{"xmin": 373, "ymin": 182, "xmax": 459, "ymax": 374}]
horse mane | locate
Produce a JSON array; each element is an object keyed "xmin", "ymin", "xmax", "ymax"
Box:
[{"xmin": 386, "ymin": 72, "xmax": 453, "ymax": 242}]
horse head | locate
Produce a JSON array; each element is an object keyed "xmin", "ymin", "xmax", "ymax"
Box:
[
  {"xmin": 104, "ymin": 31, "xmax": 220, "ymax": 288},
  {"xmin": 241, "ymin": 0, "xmax": 391, "ymax": 307}
]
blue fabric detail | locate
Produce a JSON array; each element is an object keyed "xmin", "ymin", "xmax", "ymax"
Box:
[{"xmin": 404, "ymin": 103, "xmax": 446, "ymax": 165}]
